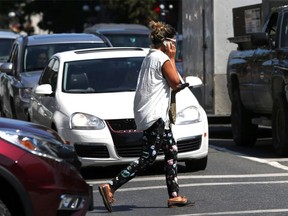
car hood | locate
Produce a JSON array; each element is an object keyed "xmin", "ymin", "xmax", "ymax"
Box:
[
  {"xmin": 58, "ymin": 88, "xmax": 201, "ymax": 120},
  {"xmin": 59, "ymin": 91, "xmax": 135, "ymax": 119},
  {"xmin": 20, "ymin": 71, "xmax": 42, "ymax": 88},
  {"xmin": 0, "ymin": 117, "xmax": 81, "ymax": 169}
]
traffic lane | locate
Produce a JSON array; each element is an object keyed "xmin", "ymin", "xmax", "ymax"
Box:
[
  {"xmin": 86, "ymin": 146, "xmax": 288, "ymax": 216},
  {"xmin": 209, "ymin": 124, "xmax": 288, "ymax": 170}
]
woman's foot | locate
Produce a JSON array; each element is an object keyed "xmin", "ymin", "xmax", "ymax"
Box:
[
  {"xmin": 167, "ymin": 196, "xmax": 195, "ymax": 208},
  {"xmin": 98, "ymin": 184, "xmax": 115, "ymax": 212}
]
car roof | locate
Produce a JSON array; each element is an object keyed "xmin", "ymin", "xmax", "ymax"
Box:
[
  {"xmin": 24, "ymin": 33, "xmax": 106, "ymax": 46},
  {"xmin": 84, "ymin": 23, "xmax": 150, "ymax": 34},
  {"xmin": 53, "ymin": 47, "xmax": 149, "ymax": 62},
  {"xmin": 0, "ymin": 30, "xmax": 19, "ymax": 39}
]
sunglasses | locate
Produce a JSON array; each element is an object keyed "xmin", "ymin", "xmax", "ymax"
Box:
[{"xmin": 165, "ymin": 37, "xmax": 176, "ymax": 43}]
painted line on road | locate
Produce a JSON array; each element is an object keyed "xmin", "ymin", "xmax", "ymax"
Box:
[
  {"xmin": 170, "ymin": 208, "xmax": 288, "ymax": 216},
  {"xmin": 90, "ymin": 180, "xmax": 288, "ymax": 192},
  {"xmin": 86, "ymin": 172, "xmax": 288, "ymax": 184}
]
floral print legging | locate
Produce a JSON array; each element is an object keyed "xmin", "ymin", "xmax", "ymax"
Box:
[{"xmin": 109, "ymin": 118, "xmax": 179, "ymax": 198}]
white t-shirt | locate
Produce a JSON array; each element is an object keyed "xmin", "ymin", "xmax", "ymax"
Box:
[{"xmin": 134, "ymin": 49, "xmax": 171, "ymax": 131}]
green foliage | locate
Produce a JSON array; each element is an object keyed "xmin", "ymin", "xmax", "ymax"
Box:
[
  {"xmin": 102, "ymin": 0, "xmax": 159, "ymax": 25},
  {"xmin": 0, "ymin": 0, "xmax": 160, "ymax": 33}
]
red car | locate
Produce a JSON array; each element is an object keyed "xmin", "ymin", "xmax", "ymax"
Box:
[{"xmin": 0, "ymin": 118, "xmax": 92, "ymax": 216}]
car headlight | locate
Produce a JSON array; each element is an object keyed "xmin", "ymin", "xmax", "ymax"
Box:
[
  {"xmin": 70, "ymin": 112, "xmax": 105, "ymax": 130},
  {"xmin": 0, "ymin": 129, "xmax": 64, "ymax": 162},
  {"xmin": 19, "ymin": 88, "xmax": 32, "ymax": 102},
  {"xmin": 175, "ymin": 105, "xmax": 202, "ymax": 125}
]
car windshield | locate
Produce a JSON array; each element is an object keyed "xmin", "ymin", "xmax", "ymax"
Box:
[
  {"xmin": 0, "ymin": 38, "xmax": 15, "ymax": 62},
  {"xmin": 105, "ymin": 34, "xmax": 150, "ymax": 47},
  {"xmin": 24, "ymin": 43, "xmax": 107, "ymax": 72},
  {"xmin": 62, "ymin": 57, "xmax": 144, "ymax": 93}
]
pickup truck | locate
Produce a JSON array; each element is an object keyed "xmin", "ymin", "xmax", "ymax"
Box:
[{"xmin": 227, "ymin": 6, "xmax": 288, "ymax": 156}]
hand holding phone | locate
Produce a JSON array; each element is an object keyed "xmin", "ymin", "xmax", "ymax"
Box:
[{"xmin": 163, "ymin": 40, "xmax": 171, "ymax": 47}]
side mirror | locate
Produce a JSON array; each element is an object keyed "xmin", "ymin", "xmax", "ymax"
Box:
[
  {"xmin": 185, "ymin": 76, "xmax": 202, "ymax": 88},
  {"xmin": 0, "ymin": 62, "xmax": 13, "ymax": 74},
  {"xmin": 35, "ymin": 84, "xmax": 53, "ymax": 95},
  {"xmin": 250, "ymin": 32, "xmax": 270, "ymax": 47}
]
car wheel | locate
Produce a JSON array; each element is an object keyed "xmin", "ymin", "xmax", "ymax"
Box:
[
  {"xmin": 231, "ymin": 89, "xmax": 257, "ymax": 146},
  {"xmin": 185, "ymin": 156, "xmax": 208, "ymax": 172},
  {"xmin": 272, "ymin": 93, "xmax": 288, "ymax": 156},
  {"xmin": 0, "ymin": 200, "xmax": 12, "ymax": 216}
]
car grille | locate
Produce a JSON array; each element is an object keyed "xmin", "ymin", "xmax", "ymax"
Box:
[
  {"xmin": 107, "ymin": 119, "xmax": 202, "ymax": 158},
  {"xmin": 74, "ymin": 119, "xmax": 202, "ymax": 159},
  {"xmin": 74, "ymin": 144, "xmax": 109, "ymax": 158}
]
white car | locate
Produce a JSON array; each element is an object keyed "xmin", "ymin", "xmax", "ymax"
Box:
[{"xmin": 29, "ymin": 47, "xmax": 208, "ymax": 171}]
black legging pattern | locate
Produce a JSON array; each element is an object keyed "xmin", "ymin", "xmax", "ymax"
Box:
[{"xmin": 110, "ymin": 118, "xmax": 179, "ymax": 198}]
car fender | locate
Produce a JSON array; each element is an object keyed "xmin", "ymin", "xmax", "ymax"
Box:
[{"xmin": 0, "ymin": 165, "xmax": 34, "ymax": 216}]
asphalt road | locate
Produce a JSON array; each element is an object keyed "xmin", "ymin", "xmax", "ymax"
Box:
[{"xmin": 83, "ymin": 123, "xmax": 288, "ymax": 216}]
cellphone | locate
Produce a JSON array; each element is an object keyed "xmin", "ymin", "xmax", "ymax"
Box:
[{"xmin": 163, "ymin": 40, "xmax": 171, "ymax": 47}]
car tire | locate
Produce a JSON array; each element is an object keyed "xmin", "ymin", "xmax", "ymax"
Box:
[
  {"xmin": 0, "ymin": 200, "xmax": 12, "ymax": 216},
  {"xmin": 231, "ymin": 89, "xmax": 257, "ymax": 146},
  {"xmin": 272, "ymin": 93, "xmax": 288, "ymax": 156},
  {"xmin": 185, "ymin": 156, "xmax": 208, "ymax": 172}
]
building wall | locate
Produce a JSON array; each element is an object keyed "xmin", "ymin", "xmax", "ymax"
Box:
[
  {"xmin": 182, "ymin": 0, "xmax": 261, "ymax": 115},
  {"xmin": 214, "ymin": 0, "xmax": 261, "ymax": 115}
]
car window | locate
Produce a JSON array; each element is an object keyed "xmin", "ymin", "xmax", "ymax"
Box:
[
  {"xmin": 62, "ymin": 57, "xmax": 144, "ymax": 93},
  {"xmin": 281, "ymin": 12, "xmax": 288, "ymax": 47},
  {"xmin": 265, "ymin": 12, "xmax": 278, "ymax": 47},
  {"xmin": 0, "ymin": 38, "xmax": 15, "ymax": 62},
  {"xmin": 105, "ymin": 34, "xmax": 150, "ymax": 47},
  {"xmin": 23, "ymin": 43, "xmax": 107, "ymax": 72},
  {"xmin": 40, "ymin": 58, "xmax": 59, "ymax": 91},
  {"xmin": 10, "ymin": 44, "xmax": 18, "ymax": 74}
]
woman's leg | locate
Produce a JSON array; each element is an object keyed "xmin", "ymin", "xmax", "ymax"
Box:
[
  {"xmin": 162, "ymin": 128, "xmax": 179, "ymax": 198},
  {"xmin": 110, "ymin": 118, "xmax": 165, "ymax": 192}
]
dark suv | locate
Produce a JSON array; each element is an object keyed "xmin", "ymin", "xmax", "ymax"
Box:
[{"xmin": 0, "ymin": 33, "xmax": 110, "ymax": 121}]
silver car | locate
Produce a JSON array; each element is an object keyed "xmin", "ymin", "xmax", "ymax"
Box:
[{"xmin": 0, "ymin": 33, "xmax": 110, "ymax": 120}]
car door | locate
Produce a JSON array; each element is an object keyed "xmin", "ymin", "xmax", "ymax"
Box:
[
  {"xmin": 252, "ymin": 12, "xmax": 278, "ymax": 113},
  {"xmin": 32, "ymin": 58, "xmax": 58, "ymax": 127},
  {"xmin": 0, "ymin": 43, "xmax": 19, "ymax": 118}
]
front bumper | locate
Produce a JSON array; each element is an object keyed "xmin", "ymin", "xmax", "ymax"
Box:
[{"xmin": 60, "ymin": 118, "xmax": 209, "ymax": 167}]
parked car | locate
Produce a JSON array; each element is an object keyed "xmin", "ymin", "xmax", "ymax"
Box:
[
  {"xmin": 83, "ymin": 23, "xmax": 150, "ymax": 47},
  {"xmin": 0, "ymin": 117, "xmax": 92, "ymax": 216},
  {"xmin": 0, "ymin": 33, "xmax": 111, "ymax": 121},
  {"xmin": 28, "ymin": 47, "xmax": 209, "ymax": 171},
  {"xmin": 0, "ymin": 30, "xmax": 19, "ymax": 65}
]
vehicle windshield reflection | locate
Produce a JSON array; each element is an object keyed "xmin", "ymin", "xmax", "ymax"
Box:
[
  {"xmin": 62, "ymin": 57, "xmax": 143, "ymax": 93},
  {"xmin": 23, "ymin": 43, "xmax": 107, "ymax": 72}
]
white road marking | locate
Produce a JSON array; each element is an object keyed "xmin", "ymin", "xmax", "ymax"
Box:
[
  {"xmin": 90, "ymin": 180, "xmax": 288, "ymax": 192},
  {"xmin": 88, "ymin": 145, "xmax": 288, "ymax": 215},
  {"xmin": 170, "ymin": 208, "xmax": 288, "ymax": 215},
  {"xmin": 210, "ymin": 145, "xmax": 288, "ymax": 171},
  {"xmin": 86, "ymin": 172, "xmax": 288, "ymax": 184}
]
